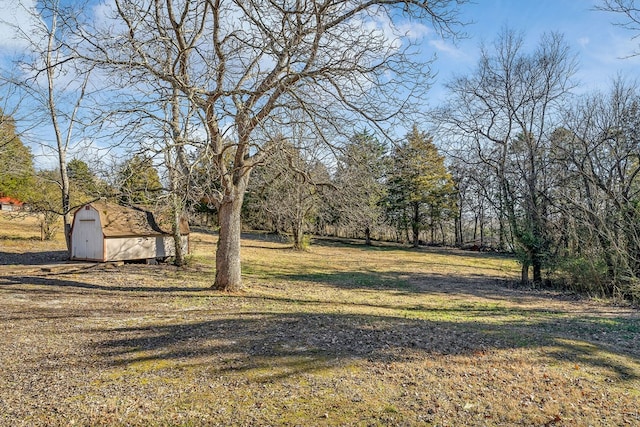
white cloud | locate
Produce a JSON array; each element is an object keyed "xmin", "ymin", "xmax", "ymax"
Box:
[
  {"xmin": 397, "ymin": 21, "xmax": 432, "ymax": 40},
  {"xmin": 429, "ymin": 39, "xmax": 465, "ymax": 59},
  {"xmin": 0, "ymin": 0, "xmax": 40, "ymax": 51},
  {"xmin": 577, "ymin": 36, "xmax": 590, "ymax": 48}
]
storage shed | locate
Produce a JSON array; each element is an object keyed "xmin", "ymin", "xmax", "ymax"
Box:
[
  {"xmin": 0, "ymin": 197, "xmax": 24, "ymax": 211},
  {"xmin": 70, "ymin": 200, "xmax": 189, "ymax": 262}
]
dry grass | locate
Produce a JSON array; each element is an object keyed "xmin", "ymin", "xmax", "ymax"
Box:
[{"xmin": 1, "ymin": 213, "xmax": 639, "ymax": 426}]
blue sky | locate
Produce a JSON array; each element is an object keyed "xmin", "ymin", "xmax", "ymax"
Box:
[
  {"xmin": 425, "ymin": 0, "xmax": 640, "ymax": 104},
  {"xmin": 1, "ymin": 0, "xmax": 638, "ymax": 102},
  {"xmin": 2, "ymin": 1, "xmax": 635, "ymax": 98},
  {"xmin": 2, "ymin": 0, "xmax": 640, "ymax": 168}
]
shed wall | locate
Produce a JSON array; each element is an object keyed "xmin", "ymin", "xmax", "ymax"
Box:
[{"xmin": 105, "ymin": 235, "xmax": 189, "ymax": 261}]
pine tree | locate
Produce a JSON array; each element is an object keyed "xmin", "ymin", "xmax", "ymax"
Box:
[
  {"xmin": 117, "ymin": 155, "xmax": 163, "ymax": 206},
  {"xmin": 333, "ymin": 130, "xmax": 388, "ymax": 245},
  {"xmin": 387, "ymin": 125, "xmax": 455, "ymax": 247},
  {"xmin": 0, "ymin": 112, "xmax": 35, "ymax": 200}
]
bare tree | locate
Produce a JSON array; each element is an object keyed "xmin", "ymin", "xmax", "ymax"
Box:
[
  {"xmin": 79, "ymin": 0, "xmax": 466, "ymax": 290},
  {"xmin": 439, "ymin": 29, "xmax": 577, "ymax": 284},
  {"xmin": 116, "ymin": 88, "xmax": 200, "ymax": 268},
  {"xmin": 597, "ymin": 0, "xmax": 640, "ymax": 56},
  {"xmin": 449, "ymin": 156, "xmax": 505, "ymax": 250},
  {"xmin": 4, "ymin": 0, "xmax": 92, "ymax": 253},
  {"xmin": 559, "ymin": 79, "xmax": 640, "ymax": 301}
]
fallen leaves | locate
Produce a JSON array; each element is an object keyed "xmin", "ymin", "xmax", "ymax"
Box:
[{"xmin": 1, "ymin": 228, "xmax": 639, "ymax": 426}]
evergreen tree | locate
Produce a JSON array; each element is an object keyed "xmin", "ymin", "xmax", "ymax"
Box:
[
  {"xmin": 0, "ymin": 112, "xmax": 35, "ymax": 200},
  {"xmin": 333, "ymin": 130, "xmax": 388, "ymax": 245},
  {"xmin": 66, "ymin": 158, "xmax": 110, "ymax": 207},
  {"xmin": 117, "ymin": 154, "xmax": 163, "ymax": 206},
  {"xmin": 387, "ymin": 125, "xmax": 455, "ymax": 247},
  {"xmin": 67, "ymin": 159, "xmax": 96, "ymax": 194}
]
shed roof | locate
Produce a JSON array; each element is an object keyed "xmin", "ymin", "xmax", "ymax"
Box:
[
  {"xmin": 0, "ymin": 197, "xmax": 24, "ymax": 206},
  {"xmin": 77, "ymin": 200, "xmax": 189, "ymax": 237}
]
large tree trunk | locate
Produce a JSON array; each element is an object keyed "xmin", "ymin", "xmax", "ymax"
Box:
[
  {"xmin": 292, "ymin": 216, "xmax": 304, "ymax": 250},
  {"xmin": 532, "ymin": 257, "xmax": 542, "ymax": 285},
  {"xmin": 214, "ymin": 191, "xmax": 245, "ymax": 291},
  {"xmin": 521, "ymin": 261, "xmax": 530, "ymax": 285},
  {"xmin": 171, "ymin": 195, "xmax": 185, "ymax": 267}
]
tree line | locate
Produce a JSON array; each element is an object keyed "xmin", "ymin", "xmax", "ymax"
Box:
[
  {"xmin": 242, "ymin": 126, "xmax": 455, "ymax": 250},
  {"xmin": 2, "ymin": 0, "xmax": 640, "ymax": 302},
  {"xmin": 0, "ymin": 115, "xmax": 455, "ymax": 247}
]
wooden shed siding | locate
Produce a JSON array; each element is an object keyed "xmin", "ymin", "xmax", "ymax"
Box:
[
  {"xmin": 104, "ymin": 235, "xmax": 189, "ymax": 261},
  {"xmin": 105, "ymin": 236, "xmax": 158, "ymax": 261}
]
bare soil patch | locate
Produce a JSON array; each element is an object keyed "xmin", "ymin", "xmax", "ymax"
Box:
[{"xmin": 1, "ymin": 216, "xmax": 639, "ymax": 426}]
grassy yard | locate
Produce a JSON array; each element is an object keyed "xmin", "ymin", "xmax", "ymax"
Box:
[{"xmin": 0, "ymin": 212, "xmax": 639, "ymax": 426}]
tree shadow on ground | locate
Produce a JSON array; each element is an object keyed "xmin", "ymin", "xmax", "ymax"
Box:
[
  {"xmin": 0, "ymin": 250, "xmax": 68, "ymax": 265},
  {"xmin": 0, "ymin": 273, "xmax": 209, "ymax": 293},
  {"xmin": 309, "ymin": 236, "xmax": 513, "ymax": 259},
  {"xmin": 259, "ymin": 268, "xmax": 525, "ymax": 299},
  {"xmin": 236, "ymin": 233, "xmax": 499, "ymax": 257},
  {"xmin": 238, "ymin": 233, "xmax": 297, "ymax": 250},
  {"xmin": 94, "ymin": 310, "xmax": 640, "ymax": 383},
  {"xmin": 309, "ymin": 236, "xmax": 422, "ymax": 253},
  {"xmin": 268, "ymin": 270, "xmax": 632, "ymax": 322},
  {"xmin": 190, "ymin": 226, "xmax": 217, "ymax": 235}
]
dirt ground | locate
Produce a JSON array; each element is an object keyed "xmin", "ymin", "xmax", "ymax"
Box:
[{"xmin": 1, "ymin": 213, "xmax": 639, "ymax": 426}]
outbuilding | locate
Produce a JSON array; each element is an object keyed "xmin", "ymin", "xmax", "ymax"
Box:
[
  {"xmin": 0, "ymin": 197, "xmax": 24, "ymax": 211},
  {"xmin": 70, "ymin": 200, "xmax": 189, "ymax": 262}
]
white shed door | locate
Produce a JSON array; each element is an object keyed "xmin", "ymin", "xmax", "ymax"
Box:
[{"xmin": 72, "ymin": 208, "xmax": 104, "ymax": 260}]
